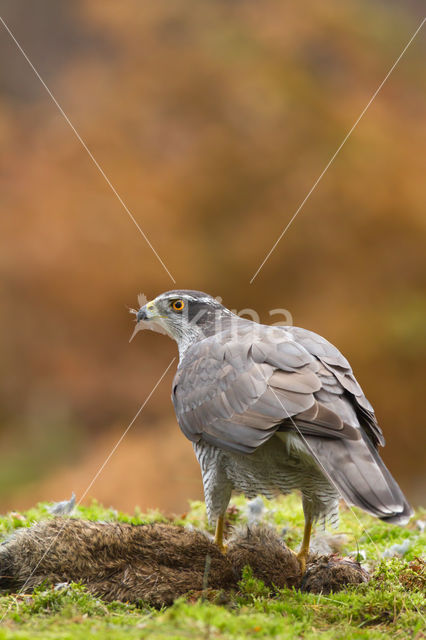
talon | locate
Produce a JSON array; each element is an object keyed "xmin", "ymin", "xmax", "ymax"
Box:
[{"xmin": 288, "ymin": 547, "xmax": 306, "ymax": 575}]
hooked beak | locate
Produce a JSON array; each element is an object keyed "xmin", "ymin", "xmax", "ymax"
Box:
[
  {"xmin": 130, "ymin": 298, "xmax": 168, "ymax": 342},
  {"xmin": 136, "ymin": 300, "xmax": 157, "ymax": 323},
  {"xmin": 136, "ymin": 308, "xmax": 147, "ymax": 322}
]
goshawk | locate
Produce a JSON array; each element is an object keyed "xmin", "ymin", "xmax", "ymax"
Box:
[{"xmin": 135, "ymin": 290, "xmax": 412, "ymax": 570}]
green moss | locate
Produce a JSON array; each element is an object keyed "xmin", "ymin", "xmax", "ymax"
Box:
[{"xmin": 0, "ymin": 496, "xmax": 424, "ymax": 639}]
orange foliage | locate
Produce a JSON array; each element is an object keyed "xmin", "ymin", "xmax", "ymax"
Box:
[{"xmin": 0, "ymin": 0, "xmax": 424, "ymax": 512}]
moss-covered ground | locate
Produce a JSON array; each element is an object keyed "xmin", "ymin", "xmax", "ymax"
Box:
[{"xmin": 0, "ymin": 495, "xmax": 424, "ymax": 639}]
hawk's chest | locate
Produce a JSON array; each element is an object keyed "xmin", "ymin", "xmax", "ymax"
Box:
[{"xmin": 194, "ymin": 435, "xmax": 306, "ymax": 498}]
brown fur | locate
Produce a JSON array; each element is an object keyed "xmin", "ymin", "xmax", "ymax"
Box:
[
  {"xmin": 301, "ymin": 555, "xmax": 370, "ymax": 594},
  {"xmin": 227, "ymin": 525, "xmax": 301, "ymax": 589},
  {"xmin": 0, "ymin": 519, "xmax": 369, "ymax": 605}
]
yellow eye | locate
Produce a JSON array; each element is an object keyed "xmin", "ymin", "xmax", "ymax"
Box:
[{"xmin": 171, "ymin": 299, "xmax": 185, "ymax": 312}]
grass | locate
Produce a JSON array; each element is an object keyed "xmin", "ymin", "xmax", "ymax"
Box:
[{"xmin": 0, "ymin": 495, "xmax": 424, "ymax": 639}]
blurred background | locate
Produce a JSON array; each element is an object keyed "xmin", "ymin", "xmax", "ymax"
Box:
[{"xmin": 0, "ymin": 0, "xmax": 424, "ymax": 515}]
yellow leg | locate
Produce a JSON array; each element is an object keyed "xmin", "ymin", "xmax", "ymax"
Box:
[
  {"xmin": 214, "ymin": 514, "xmax": 227, "ymax": 552},
  {"xmin": 297, "ymin": 517, "xmax": 312, "ymax": 575}
]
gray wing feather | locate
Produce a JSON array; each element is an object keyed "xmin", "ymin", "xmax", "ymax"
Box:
[
  {"xmin": 282, "ymin": 327, "xmax": 412, "ymax": 522},
  {"xmin": 172, "ymin": 320, "xmax": 412, "ymax": 522},
  {"xmin": 287, "ymin": 326, "xmax": 384, "ymax": 446},
  {"xmin": 172, "ymin": 324, "xmax": 363, "ymax": 452}
]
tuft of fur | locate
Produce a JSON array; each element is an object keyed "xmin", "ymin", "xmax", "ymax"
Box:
[
  {"xmin": 0, "ymin": 519, "xmax": 369, "ymax": 606},
  {"xmin": 300, "ymin": 555, "xmax": 370, "ymax": 594},
  {"xmin": 227, "ymin": 525, "xmax": 301, "ymax": 589}
]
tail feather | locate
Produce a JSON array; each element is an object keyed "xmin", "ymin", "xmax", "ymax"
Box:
[{"xmin": 304, "ymin": 433, "xmax": 413, "ymax": 525}]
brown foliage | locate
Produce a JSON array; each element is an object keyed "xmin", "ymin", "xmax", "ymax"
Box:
[{"xmin": 0, "ymin": 0, "xmax": 424, "ymax": 511}]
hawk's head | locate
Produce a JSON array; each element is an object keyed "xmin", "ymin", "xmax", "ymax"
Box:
[{"xmin": 134, "ymin": 290, "xmax": 232, "ymax": 353}]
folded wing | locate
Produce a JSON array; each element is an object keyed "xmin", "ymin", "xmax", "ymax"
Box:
[{"xmin": 172, "ymin": 322, "xmax": 412, "ymax": 523}]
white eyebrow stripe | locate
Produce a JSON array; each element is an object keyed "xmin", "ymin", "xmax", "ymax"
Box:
[
  {"xmin": 157, "ymin": 294, "xmax": 215, "ymax": 304},
  {"xmin": 158, "ymin": 295, "xmax": 197, "ymax": 301}
]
